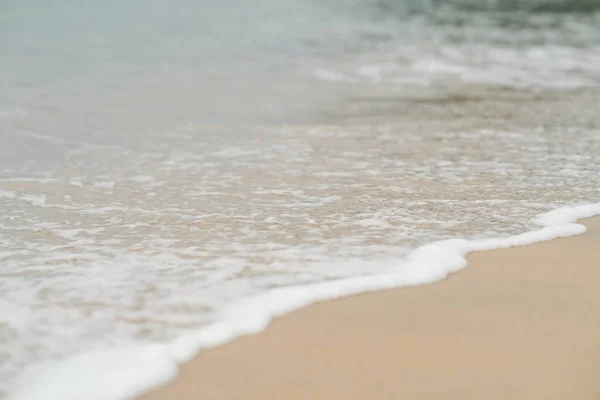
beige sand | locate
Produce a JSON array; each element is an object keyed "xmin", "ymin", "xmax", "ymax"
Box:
[{"xmin": 141, "ymin": 217, "xmax": 600, "ymax": 400}]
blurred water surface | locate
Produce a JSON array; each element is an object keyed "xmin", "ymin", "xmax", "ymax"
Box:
[{"xmin": 1, "ymin": 0, "xmax": 600, "ymax": 396}]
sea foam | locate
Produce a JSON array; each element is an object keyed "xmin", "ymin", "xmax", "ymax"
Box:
[{"xmin": 7, "ymin": 202, "xmax": 600, "ymax": 400}]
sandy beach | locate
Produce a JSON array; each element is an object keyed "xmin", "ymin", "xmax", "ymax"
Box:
[
  {"xmin": 141, "ymin": 216, "xmax": 600, "ymax": 400},
  {"xmin": 5, "ymin": 1, "xmax": 600, "ymax": 398}
]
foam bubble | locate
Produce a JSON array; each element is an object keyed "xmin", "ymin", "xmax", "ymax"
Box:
[{"xmin": 314, "ymin": 68, "xmax": 355, "ymax": 82}]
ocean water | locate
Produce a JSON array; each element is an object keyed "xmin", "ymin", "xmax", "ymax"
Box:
[{"xmin": 1, "ymin": 0, "xmax": 600, "ymax": 398}]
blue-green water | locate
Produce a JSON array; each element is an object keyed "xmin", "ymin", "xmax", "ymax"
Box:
[{"xmin": 2, "ymin": 0, "xmax": 599, "ymax": 125}]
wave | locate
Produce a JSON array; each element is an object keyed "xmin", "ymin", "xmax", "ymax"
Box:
[{"xmin": 7, "ymin": 202, "xmax": 600, "ymax": 400}]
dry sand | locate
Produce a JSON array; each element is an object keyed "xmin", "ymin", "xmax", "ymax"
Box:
[{"xmin": 141, "ymin": 217, "xmax": 600, "ymax": 400}]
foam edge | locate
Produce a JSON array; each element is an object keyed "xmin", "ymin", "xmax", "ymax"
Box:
[{"xmin": 7, "ymin": 202, "xmax": 600, "ymax": 400}]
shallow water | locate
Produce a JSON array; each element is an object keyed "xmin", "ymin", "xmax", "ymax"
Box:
[{"xmin": 1, "ymin": 0, "xmax": 600, "ymax": 396}]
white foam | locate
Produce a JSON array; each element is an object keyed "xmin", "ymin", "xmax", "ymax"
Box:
[
  {"xmin": 8, "ymin": 345, "xmax": 178, "ymax": 400},
  {"xmin": 0, "ymin": 190, "xmax": 16, "ymax": 199},
  {"xmin": 11, "ymin": 130, "xmax": 64, "ymax": 143},
  {"xmin": 313, "ymin": 68, "xmax": 355, "ymax": 82},
  {"xmin": 21, "ymin": 194, "xmax": 46, "ymax": 207},
  {"xmin": 129, "ymin": 176, "xmax": 155, "ymax": 183},
  {"xmin": 7, "ymin": 202, "xmax": 600, "ymax": 400}
]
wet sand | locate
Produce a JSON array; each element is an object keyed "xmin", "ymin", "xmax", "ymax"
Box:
[{"xmin": 141, "ymin": 216, "xmax": 600, "ymax": 400}]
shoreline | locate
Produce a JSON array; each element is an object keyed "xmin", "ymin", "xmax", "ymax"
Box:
[
  {"xmin": 140, "ymin": 213, "xmax": 600, "ymax": 400},
  {"xmin": 8, "ymin": 205, "xmax": 600, "ymax": 400}
]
